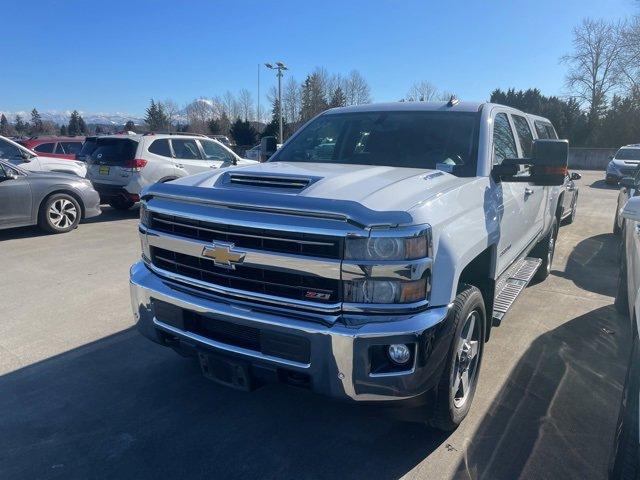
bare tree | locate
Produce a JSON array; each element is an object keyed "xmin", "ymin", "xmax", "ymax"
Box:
[
  {"xmin": 238, "ymin": 89, "xmax": 254, "ymax": 121},
  {"xmin": 561, "ymin": 18, "xmax": 626, "ymax": 123},
  {"xmin": 343, "ymin": 70, "xmax": 372, "ymax": 105},
  {"xmin": 619, "ymin": 16, "xmax": 640, "ymax": 95},
  {"xmin": 406, "ymin": 81, "xmax": 439, "ymax": 101},
  {"xmin": 160, "ymin": 99, "xmax": 180, "ymax": 131},
  {"xmin": 220, "ymin": 91, "xmax": 240, "ymax": 120},
  {"xmin": 283, "ymin": 77, "xmax": 301, "ymax": 124},
  {"xmin": 184, "ymin": 98, "xmax": 215, "ymax": 134}
]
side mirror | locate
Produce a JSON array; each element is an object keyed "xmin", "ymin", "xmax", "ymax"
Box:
[
  {"xmin": 570, "ymin": 172, "xmax": 582, "ymax": 181},
  {"xmin": 621, "ymin": 196, "xmax": 640, "ymax": 222},
  {"xmin": 0, "ymin": 169, "xmax": 18, "ymax": 181},
  {"xmin": 260, "ymin": 136, "xmax": 278, "ymax": 162},
  {"xmin": 620, "ymin": 177, "xmax": 636, "ymax": 189}
]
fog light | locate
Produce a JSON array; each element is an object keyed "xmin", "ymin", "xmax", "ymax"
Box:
[{"xmin": 387, "ymin": 344, "xmax": 411, "ymax": 365}]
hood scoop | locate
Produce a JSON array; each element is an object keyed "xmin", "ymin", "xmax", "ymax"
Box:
[{"xmin": 219, "ymin": 172, "xmax": 319, "ymax": 193}]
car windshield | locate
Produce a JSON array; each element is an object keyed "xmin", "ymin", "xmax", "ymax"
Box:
[
  {"xmin": 616, "ymin": 148, "xmax": 640, "ymax": 160},
  {"xmin": 272, "ymin": 111, "xmax": 479, "ymax": 176}
]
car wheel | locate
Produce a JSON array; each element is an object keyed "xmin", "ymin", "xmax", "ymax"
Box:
[
  {"xmin": 429, "ymin": 284, "xmax": 485, "ymax": 431},
  {"xmin": 532, "ymin": 218, "xmax": 558, "ymax": 282},
  {"xmin": 565, "ymin": 194, "xmax": 577, "ymax": 225},
  {"xmin": 38, "ymin": 193, "xmax": 81, "ymax": 234},
  {"xmin": 108, "ymin": 197, "xmax": 135, "ymax": 210}
]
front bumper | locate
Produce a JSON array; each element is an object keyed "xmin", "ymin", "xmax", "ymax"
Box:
[
  {"xmin": 130, "ymin": 261, "xmax": 453, "ymax": 402},
  {"xmin": 82, "ymin": 187, "xmax": 102, "ymax": 218}
]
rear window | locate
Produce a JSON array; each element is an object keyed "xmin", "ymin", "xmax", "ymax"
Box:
[
  {"xmin": 616, "ymin": 148, "xmax": 640, "ymax": 161},
  {"xmin": 78, "ymin": 138, "xmax": 99, "ymax": 158},
  {"xmin": 90, "ymin": 138, "xmax": 138, "ymax": 165},
  {"xmin": 34, "ymin": 142, "xmax": 55, "ymax": 153}
]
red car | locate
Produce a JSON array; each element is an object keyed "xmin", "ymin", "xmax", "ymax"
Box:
[{"xmin": 19, "ymin": 136, "xmax": 85, "ymax": 160}]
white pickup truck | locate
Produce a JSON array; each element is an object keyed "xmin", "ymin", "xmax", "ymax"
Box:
[{"xmin": 130, "ymin": 101, "xmax": 568, "ymax": 430}]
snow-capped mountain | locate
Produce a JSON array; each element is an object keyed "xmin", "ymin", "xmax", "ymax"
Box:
[{"xmin": 0, "ymin": 110, "xmax": 145, "ymax": 126}]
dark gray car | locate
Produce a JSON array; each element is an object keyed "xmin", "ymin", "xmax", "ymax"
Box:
[{"xmin": 0, "ymin": 160, "xmax": 101, "ymax": 233}]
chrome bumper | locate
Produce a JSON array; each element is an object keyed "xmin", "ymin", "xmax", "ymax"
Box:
[{"xmin": 130, "ymin": 261, "xmax": 452, "ymax": 401}]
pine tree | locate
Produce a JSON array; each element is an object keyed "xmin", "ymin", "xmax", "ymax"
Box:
[
  {"xmin": 208, "ymin": 118, "xmax": 221, "ymax": 135},
  {"xmin": 144, "ymin": 99, "xmax": 169, "ymax": 131},
  {"xmin": 124, "ymin": 120, "xmax": 136, "ymax": 132},
  {"xmin": 262, "ymin": 99, "xmax": 284, "ymax": 141},
  {"xmin": 329, "ymin": 86, "xmax": 347, "ymax": 108},
  {"xmin": 30, "ymin": 108, "xmax": 43, "ymax": 135},
  {"xmin": 59, "ymin": 124, "xmax": 68, "ymax": 136},
  {"xmin": 14, "ymin": 115, "xmax": 27, "ymax": 135},
  {"xmin": 0, "ymin": 114, "xmax": 11, "ymax": 136},
  {"xmin": 78, "ymin": 115, "xmax": 87, "ymax": 135},
  {"xmin": 68, "ymin": 111, "xmax": 81, "ymax": 136},
  {"xmin": 230, "ymin": 119, "xmax": 257, "ymax": 146}
]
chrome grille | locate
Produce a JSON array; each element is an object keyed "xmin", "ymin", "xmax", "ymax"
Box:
[
  {"xmin": 151, "ymin": 247, "xmax": 340, "ymax": 304},
  {"xmin": 149, "ymin": 212, "xmax": 342, "ymax": 259}
]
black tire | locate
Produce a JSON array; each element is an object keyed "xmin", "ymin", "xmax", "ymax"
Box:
[
  {"xmin": 531, "ymin": 218, "xmax": 558, "ymax": 282},
  {"xmin": 429, "ymin": 284, "xmax": 485, "ymax": 431},
  {"xmin": 38, "ymin": 193, "xmax": 81, "ymax": 234},
  {"xmin": 108, "ymin": 197, "xmax": 135, "ymax": 210},
  {"xmin": 565, "ymin": 193, "xmax": 577, "ymax": 225}
]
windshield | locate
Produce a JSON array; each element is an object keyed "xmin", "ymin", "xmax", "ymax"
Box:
[
  {"xmin": 615, "ymin": 148, "xmax": 640, "ymax": 161},
  {"xmin": 272, "ymin": 111, "xmax": 479, "ymax": 176}
]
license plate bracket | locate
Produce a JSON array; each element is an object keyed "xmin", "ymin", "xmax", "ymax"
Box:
[{"xmin": 198, "ymin": 352, "xmax": 253, "ymax": 391}]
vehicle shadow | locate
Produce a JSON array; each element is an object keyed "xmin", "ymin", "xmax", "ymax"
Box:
[
  {"xmin": 453, "ymin": 305, "xmax": 630, "ymax": 480},
  {"xmin": 84, "ymin": 205, "xmax": 140, "ymax": 224},
  {"xmin": 0, "ymin": 329, "xmax": 446, "ymax": 480},
  {"xmin": 590, "ymin": 179, "xmax": 618, "ymax": 190},
  {"xmin": 551, "ymin": 233, "xmax": 619, "ymax": 297}
]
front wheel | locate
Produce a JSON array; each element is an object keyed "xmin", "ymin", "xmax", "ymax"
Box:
[
  {"xmin": 38, "ymin": 193, "xmax": 81, "ymax": 233},
  {"xmin": 429, "ymin": 284, "xmax": 485, "ymax": 431}
]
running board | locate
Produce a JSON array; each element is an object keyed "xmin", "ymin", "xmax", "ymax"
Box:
[{"xmin": 492, "ymin": 257, "xmax": 542, "ymax": 326}]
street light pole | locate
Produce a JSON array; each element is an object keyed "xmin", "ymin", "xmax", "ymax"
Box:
[{"xmin": 264, "ymin": 61, "xmax": 288, "ymax": 142}]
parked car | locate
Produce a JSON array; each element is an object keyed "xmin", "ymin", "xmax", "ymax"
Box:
[
  {"xmin": 611, "ymin": 193, "xmax": 640, "ymax": 479},
  {"xmin": 75, "ymin": 136, "xmax": 99, "ymax": 162},
  {"xmin": 0, "ymin": 159, "xmax": 100, "ymax": 233},
  {"xmin": 614, "ymin": 170, "xmax": 640, "ymax": 235},
  {"xmin": 0, "ymin": 136, "xmax": 87, "ymax": 177},
  {"xmin": 559, "ymin": 171, "xmax": 581, "ymax": 225},
  {"xmin": 86, "ymin": 133, "xmax": 256, "ymax": 210},
  {"xmin": 606, "ymin": 144, "xmax": 640, "ymax": 185},
  {"xmin": 130, "ymin": 101, "xmax": 569, "ymax": 431},
  {"xmin": 19, "ymin": 136, "xmax": 85, "ymax": 160}
]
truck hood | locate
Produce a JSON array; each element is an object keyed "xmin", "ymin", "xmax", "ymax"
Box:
[{"xmin": 170, "ymin": 161, "xmax": 469, "ymax": 212}]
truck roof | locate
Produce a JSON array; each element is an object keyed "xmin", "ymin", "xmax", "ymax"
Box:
[{"xmin": 325, "ymin": 101, "xmax": 484, "ymax": 114}]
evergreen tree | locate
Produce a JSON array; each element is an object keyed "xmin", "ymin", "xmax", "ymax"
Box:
[
  {"xmin": 14, "ymin": 115, "xmax": 27, "ymax": 135},
  {"xmin": 144, "ymin": 99, "xmax": 169, "ymax": 131},
  {"xmin": 124, "ymin": 120, "xmax": 136, "ymax": 132},
  {"xmin": 0, "ymin": 114, "xmax": 11, "ymax": 136},
  {"xmin": 208, "ymin": 118, "xmax": 221, "ymax": 135},
  {"xmin": 300, "ymin": 73, "xmax": 328, "ymax": 122},
  {"xmin": 59, "ymin": 124, "xmax": 68, "ymax": 136},
  {"xmin": 262, "ymin": 99, "xmax": 284, "ymax": 141},
  {"xmin": 95, "ymin": 125, "xmax": 104, "ymax": 134},
  {"xmin": 78, "ymin": 115, "xmax": 87, "ymax": 134},
  {"xmin": 329, "ymin": 86, "xmax": 347, "ymax": 108},
  {"xmin": 30, "ymin": 108, "xmax": 43, "ymax": 135},
  {"xmin": 230, "ymin": 119, "xmax": 258, "ymax": 146},
  {"xmin": 68, "ymin": 111, "xmax": 81, "ymax": 136}
]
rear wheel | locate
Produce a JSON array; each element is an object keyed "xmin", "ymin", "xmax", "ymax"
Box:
[
  {"xmin": 532, "ymin": 218, "xmax": 558, "ymax": 282},
  {"xmin": 108, "ymin": 197, "xmax": 135, "ymax": 210},
  {"xmin": 38, "ymin": 193, "xmax": 81, "ymax": 233},
  {"xmin": 429, "ymin": 284, "xmax": 485, "ymax": 431}
]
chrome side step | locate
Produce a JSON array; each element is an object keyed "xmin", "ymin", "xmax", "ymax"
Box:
[{"xmin": 492, "ymin": 257, "xmax": 542, "ymax": 326}]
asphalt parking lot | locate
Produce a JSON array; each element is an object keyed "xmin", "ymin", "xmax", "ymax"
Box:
[{"xmin": 0, "ymin": 170, "xmax": 630, "ymax": 480}]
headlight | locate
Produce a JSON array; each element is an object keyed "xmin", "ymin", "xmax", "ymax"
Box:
[
  {"xmin": 344, "ymin": 278, "xmax": 427, "ymax": 304},
  {"xmin": 139, "ymin": 202, "xmax": 151, "ymax": 227},
  {"xmin": 345, "ymin": 235, "xmax": 427, "ymax": 260}
]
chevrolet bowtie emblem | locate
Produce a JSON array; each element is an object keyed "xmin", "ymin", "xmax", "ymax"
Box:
[{"xmin": 201, "ymin": 242, "xmax": 246, "ymax": 269}]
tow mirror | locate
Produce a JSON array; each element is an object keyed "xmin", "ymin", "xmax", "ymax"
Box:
[
  {"xmin": 620, "ymin": 177, "xmax": 636, "ymax": 189},
  {"xmin": 621, "ymin": 196, "xmax": 640, "ymax": 222},
  {"xmin": 494, "ymin": 139, "xmax": 568, "ymax": 187},
  {"xmin": 260, "ymin": 136, "xmax": 277, "ymax": 162}
]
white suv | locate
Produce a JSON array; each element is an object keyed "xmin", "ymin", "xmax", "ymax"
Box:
[
  {"xmin": 0, "ymin": 136, "xmax": 87, "ymax": 177},
  {"xmin": 86, "ymin": 133, "xmax": 256, "ymax": 210}
]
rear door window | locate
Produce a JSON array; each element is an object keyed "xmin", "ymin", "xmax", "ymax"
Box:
[
  {"xmin": 171, "ymin": 139, "xmax": 202, "ymax": 159},
  {"xmin": 60, "ymin": 141, "xmax": 82, "ymax": 155},
  {"xmin": 534, "ymin": 121, "xmax": 550, "ymax": 139},
  {"xmin": 545, "ymin": 124, "xmax": 558, "ymax": 139},
  {"xmin": 492, "ymin": 113, "xmax": 518, "ymax": 165},
  {"xmin": 34, "ymin": 142, "xmax": 55, "ymax": 154},
  {"xmin": 148, "ymin": 139, "xmax": 172, "ymax": 157},
  {"xmin": 91, "ymin": 138, "xmax": 138, "ymax": 165},
  {"xmin": 511, "ymin": 115, "xmax": 534, "ymax": 157}
]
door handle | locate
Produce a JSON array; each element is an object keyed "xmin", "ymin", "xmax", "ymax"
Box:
[{"xmin": 524, "ymin": 188, "xmax": 534, "ymax": 196}]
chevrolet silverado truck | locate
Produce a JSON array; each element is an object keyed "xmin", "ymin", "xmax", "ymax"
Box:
[{"xmin": 130, "ymin": 101, "xmax": 568, "ymax": 430}]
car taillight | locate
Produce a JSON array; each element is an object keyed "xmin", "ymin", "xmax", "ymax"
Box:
[{"xmin": 123, "ymin": 158, "xmax": 147, "ymax": 171}]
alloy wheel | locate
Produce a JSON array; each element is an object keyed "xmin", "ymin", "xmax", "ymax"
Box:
[
  {"xmin": 48, "ymin": 199, "xmax": 77, "ymax": 229},
  {"xmin": 452, "ymin": 310, "xmax": 481, "ymax": 408}
]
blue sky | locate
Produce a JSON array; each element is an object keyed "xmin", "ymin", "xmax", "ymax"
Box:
[{"xmin": 0, "ymin": 0, "xmax": 635, "ymax": 115}]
